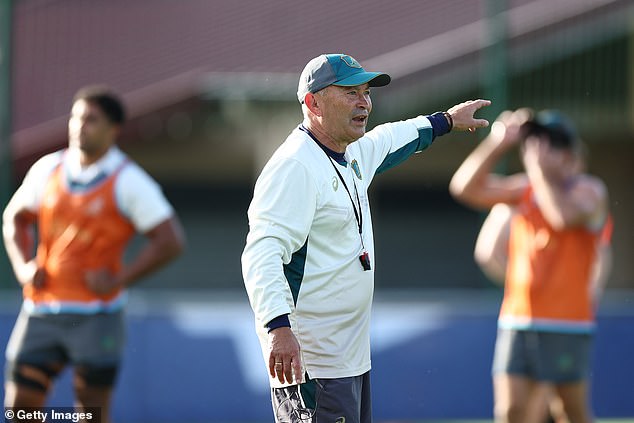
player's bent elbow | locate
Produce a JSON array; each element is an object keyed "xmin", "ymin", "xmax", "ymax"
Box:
[
  {"xmin": 448, "ymin": 177, "xmax": 466, "ymax": 199},
  {"xmin": 449, "ymin": 180, "xmax": 483, "ymax": 209},
  {"xmin": 167, "ymin": 231, "xmax": 186, "ymax": 259}
]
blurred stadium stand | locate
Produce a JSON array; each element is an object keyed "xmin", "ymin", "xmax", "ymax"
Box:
[
  {"xmin": 1, "ymin": 1, "xmax": 634, "ymax": 420},
  {"xmin": 3, "ymin": 0, "xmax": 633, "ymax": 291}
]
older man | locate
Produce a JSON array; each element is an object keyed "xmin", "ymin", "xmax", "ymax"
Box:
[{"xmin": 242, "ymin": 53, "xmax": 490, "ymax": 422}]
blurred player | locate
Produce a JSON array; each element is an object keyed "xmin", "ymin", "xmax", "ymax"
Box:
[
  {"xmin": 450, "ymin": 108, "xmax": 610, "ymax": 423},
  {"xmin": 3, "ymin": 85, "xmax": 186, "ymax": 422},
  {"xmin": 475, "ymin": 203, "xmax": 612, "ymax": 423}
]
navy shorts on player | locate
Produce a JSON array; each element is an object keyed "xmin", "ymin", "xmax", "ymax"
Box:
[
  {"xmin": 5, "ymin": 308, "xmax": 125, "ymax": 387},
  {"xmin": 492, "ymin": 328, "xmax": 593, "ymax": 383},
  {"xmin": 271, "ymin": 372, "xmax": 372, "ymax": 423}
]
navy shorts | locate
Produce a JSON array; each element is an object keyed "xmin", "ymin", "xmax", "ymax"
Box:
[
  {"xmin": 271, "ymin": 372, "xmax": 372, "ymax": 423},
  {"xmin": 492, "ymin": 328, "xmax": 593, "ymax": 383},
  {"xmin": 5, "ymin": 308, "xmax": 125, "ymax": 385}
]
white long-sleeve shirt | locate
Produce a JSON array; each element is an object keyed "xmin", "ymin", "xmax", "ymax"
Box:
[{"xmin": 242, "ymin": 115, "xmax": 437, "ymax": 387}]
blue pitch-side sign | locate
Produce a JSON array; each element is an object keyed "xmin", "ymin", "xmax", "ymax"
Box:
[{"xmin": 1, "ymin": 294, "xmax": 633, "ymax": 422}]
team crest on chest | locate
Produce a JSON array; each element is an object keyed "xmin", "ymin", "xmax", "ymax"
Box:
[
  {"xmin": 332, "ymin": 176, "xmax": 339, "ymax": 191},
  {"xmin": 351, "ymin": 160, "xmax": 362, "ymax": 180}
]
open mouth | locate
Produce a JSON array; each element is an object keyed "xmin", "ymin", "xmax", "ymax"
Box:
[{"xmin": 352, "ymin": 115, "xmax": 367, "ymax": 124}]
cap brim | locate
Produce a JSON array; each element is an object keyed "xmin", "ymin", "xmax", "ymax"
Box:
[{"xmin": 333, "ymin": 72, "xmax": 391, "ymax": 88}]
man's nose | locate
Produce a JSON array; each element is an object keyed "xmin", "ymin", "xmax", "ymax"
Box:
[{"xmin": 357, "ymin": 93, "xmax": 370, "ymax": 108}]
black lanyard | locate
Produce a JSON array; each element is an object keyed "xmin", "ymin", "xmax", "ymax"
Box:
[
  {"xmin": 299, "ymin": 125, "xmax": 371, "ymax": 271},
  {"xmin": 299, "ymin": 125, "xmax": 363, "ymax": 237},
  {"xmin": 329, "ymin": 157, "xmax": 363, "ymax": 236}
]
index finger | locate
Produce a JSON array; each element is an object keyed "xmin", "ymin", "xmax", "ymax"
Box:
[{"xmin": 468, "ymin": 99, "xmax": 492, "ymax": 111}]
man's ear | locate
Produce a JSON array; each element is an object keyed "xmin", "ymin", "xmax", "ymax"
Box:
[{"xmin": 304, "ymin": 92, "xmax": 322, "ymax": 117}]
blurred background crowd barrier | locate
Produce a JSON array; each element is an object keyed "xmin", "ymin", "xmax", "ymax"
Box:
[{"xmin": 1, "ymin": 291, "xmax": 633, "ymax": 422}]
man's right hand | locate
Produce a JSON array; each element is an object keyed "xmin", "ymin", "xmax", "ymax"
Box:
[
  {"xmin": 446, "ymin": 99, "xmax": 491, "ymax": 131},
  {"xmin": 268, "ymin": 326, "xmax": 302, "ymax": 385}
]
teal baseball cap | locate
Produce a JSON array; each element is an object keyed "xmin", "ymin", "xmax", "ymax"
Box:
[{"xmin": 297, "ymin": 54, "xmax": 391, "ymax": 103}]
